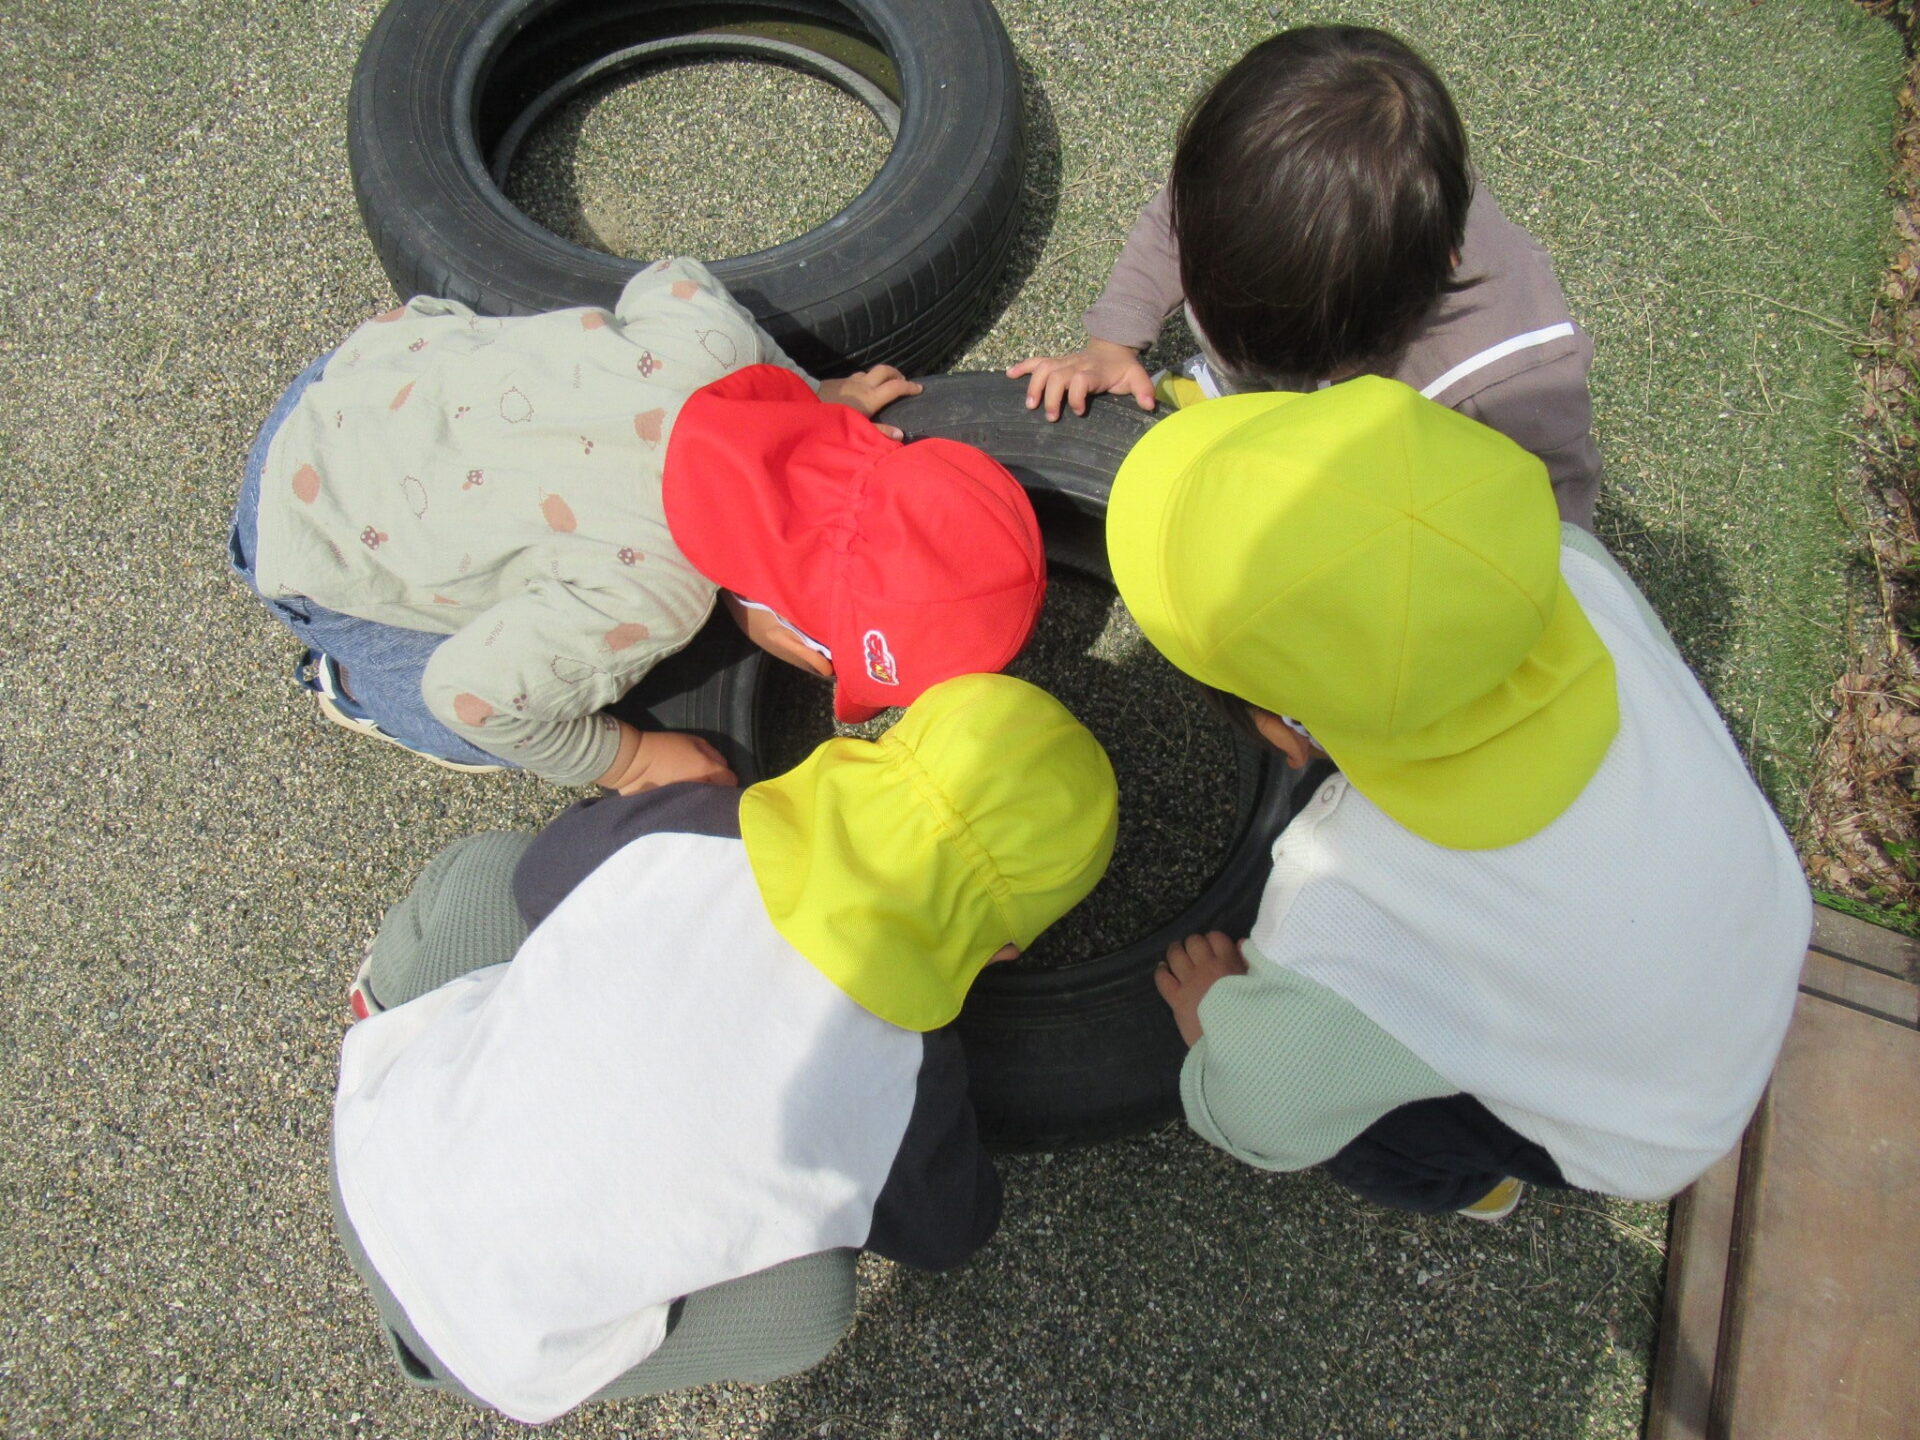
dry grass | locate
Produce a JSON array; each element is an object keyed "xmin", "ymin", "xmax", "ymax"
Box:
[{"xmin": 1804, "ymin": 2, "xmax": 1920, "ymax": 934}]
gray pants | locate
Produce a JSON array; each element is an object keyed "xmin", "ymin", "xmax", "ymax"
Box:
[{"xmin": 335, "ymin": 833, "xmax": 857, "ymax": 1406}]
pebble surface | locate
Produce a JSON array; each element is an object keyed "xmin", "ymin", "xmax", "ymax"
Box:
[
  {"xmin": 507, "ymin": 58, "xmax": 892, "ymax": 262},
  {"xmin": 5, "ymin": 0, "xmax": 1890, "ymax": 1435}
]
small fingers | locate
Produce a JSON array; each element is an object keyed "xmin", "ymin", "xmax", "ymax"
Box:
[
  {"xmin": 1164, "ymin": 932, "xmax": 1206, "ymax": 974},
  {"xmin": 869, "ymin": 376, "xmax": 922, "ymax": 410},
  {"xmin": 1012, "ymin": 357, "xmax": 1063, "ymax": 409},
  {"xmin": 1041, "ymin": 373, "xmax": 1072, "ymax": 422}
]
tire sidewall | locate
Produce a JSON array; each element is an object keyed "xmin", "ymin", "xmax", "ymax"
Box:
[{"xmin": 348, "ymin": 0, "xmax": 1024, "ymax": 372}]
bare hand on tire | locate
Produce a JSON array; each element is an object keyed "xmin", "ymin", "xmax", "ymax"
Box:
[
  {"xmin": 1155, "ymin": 930, "xmax": 1249, "ymax": 1046},
  {"xmin": 1006, "ymin": 338, "xmax": 1156, "ymax": 420},
  {"xmin": 819, "ymin": 365, "xmax": 924, "ymax": 439}
]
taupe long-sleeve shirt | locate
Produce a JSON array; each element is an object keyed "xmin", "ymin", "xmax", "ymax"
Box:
[
  {"xmin": 254, "ymin": 258, "xmax": 804, "ymax": 782},
  {"xmin": 1083, "ymin": 184, "xmax": 1602, "ymax": 528}
]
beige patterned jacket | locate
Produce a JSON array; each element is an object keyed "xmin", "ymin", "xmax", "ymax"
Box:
[{"xmin": 255, "ymin": 258, "xmax": 803, "ymax": 782}]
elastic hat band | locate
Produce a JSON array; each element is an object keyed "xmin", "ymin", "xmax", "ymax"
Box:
[{"xmin": 732, "ymin": 596, "xmax": 833, "ymax": 660}]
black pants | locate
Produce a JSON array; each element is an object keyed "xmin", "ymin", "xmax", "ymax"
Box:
[
  {"xmin": 1279, "ymin": 764, "xmax": 1571, "ymax": 1214},
  {"xmin": 1324, "ymin": 1093, "xmax": 1569, "ymax": 1214}
]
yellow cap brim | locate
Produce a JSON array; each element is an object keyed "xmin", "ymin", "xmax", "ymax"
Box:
[{"xmin": 1320, "ymin": 576, "xmax": 1618, "ymax": 848}]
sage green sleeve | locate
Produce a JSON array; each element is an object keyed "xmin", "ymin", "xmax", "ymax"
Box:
[
  {"xmin": 418, "ymin": 588, "xmax": 650, "ymax": 784},
  {"xmin": 1180, "ymin": 946, "xmax": 1453, "ymax": 1172},
  {"xmin": 1559, "ymin": 523, "xmax": 1685, "ymax": 663}
]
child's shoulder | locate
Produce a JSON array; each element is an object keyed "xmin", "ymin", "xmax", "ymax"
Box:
[
  {"xmin": 612, "ymin": 256, "xmax": 754, "ymax": 326},
  {"xmin": 1399, "ymin": 185, "xmax": 1587, "ymax": 411},
  {"xmin": 516, "ymin": 782, "xmax": 745, "ymax": 931},
  {"xmin": 596, "ymin": 256, "xmax": 776, "ymax": 379}
]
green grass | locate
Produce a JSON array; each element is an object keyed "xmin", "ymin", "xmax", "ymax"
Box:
[{"xmin": 1816, "ymin": 885, "xmax": 1920, "ymax": 937}]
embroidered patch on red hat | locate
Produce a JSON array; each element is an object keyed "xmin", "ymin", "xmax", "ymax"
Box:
[{"xmin": 863, "ymin": 629, "xmax": 900, "ymax": 687}]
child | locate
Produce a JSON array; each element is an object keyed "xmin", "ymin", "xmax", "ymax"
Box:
[
  {"xmin": 1105, "ymin": 378, "xmax": 1808, "ymax": 1218},
  {"xmin": 231, "ymin": 257, "xmax": 1045, "ymax": 788},
  {"xmin": 331, "ymin": 672, "xmax": 1118, "ymax": 1421},
  {"xmin": 1009, "ymin": 25, "xmax": 1602, "ymax": 528}
]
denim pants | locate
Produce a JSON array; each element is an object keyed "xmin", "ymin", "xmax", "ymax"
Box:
[{"xmin": 228, "ymin": 353, "xmax": 510, "ymax": 769}]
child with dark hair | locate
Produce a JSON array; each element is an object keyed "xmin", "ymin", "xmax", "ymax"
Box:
[{"xmin": 1010, "ymin": 25, "xmax": 1602, "ymax": 527}]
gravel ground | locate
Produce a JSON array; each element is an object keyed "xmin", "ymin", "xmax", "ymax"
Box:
[
  {"xmin": 506, "ymin": 58, "xmax": 894, "ymax": 261},
  {"xmin": 0, "ymin": 1, "xmax": 1895, "ymax": 1437}
]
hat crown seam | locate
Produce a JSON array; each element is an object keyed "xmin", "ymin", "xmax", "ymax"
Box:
[{"xmin": 879, "ymin": 730, "xmax": 1017, "ymax": 926}]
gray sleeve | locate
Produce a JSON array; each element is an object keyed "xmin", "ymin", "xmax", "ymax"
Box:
[
  {"xmin": 514, "ymin": 781, "xmax": 744, "ymax": 929},
  {"xmin": 1180, "ymin": 949, "xmax": 1453, "ymax": 1172},
  {"xmin": 365, "ymin": 832, "xmax": 537, "ymax": 1010},
  {"xmin": 1080, "ymin": 185, "xmax": 1186, "ymax": 352},
  {"xmin": 1453, "ymin": 344, "xmax": 1602, "ymax": 532}
]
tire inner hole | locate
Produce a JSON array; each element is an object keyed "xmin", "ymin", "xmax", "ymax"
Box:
[
  {"xmin": 756, "ymin": 566, "xmax": 1244, "ymax": 970},
  {"xmin": 502, "ymin": 55, "xmax": 894, "ymax": 262}
]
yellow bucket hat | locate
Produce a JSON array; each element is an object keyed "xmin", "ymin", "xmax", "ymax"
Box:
[
  {"xmin": 739, "ymin": 672, "xmax": 1118, "ymax": 1030},
  {"xmin": 1107, "ymin": 376, "xmax": 1618, "ymax": 850}
]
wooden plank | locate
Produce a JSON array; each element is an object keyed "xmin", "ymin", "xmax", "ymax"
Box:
[
  {"xmin": 1644, "ymin": 1145, "xmax": 1743, "ymax": 1440},
  {"xmin": 1798, "ymin": 949, "xmax": 1920, "ymax": 1028},
  {"xmin": 1809, "ymin": 904, "xmax": 1920, "ymax": 980},
  {"xmin": 1713, "ymin": 993, "xmax": 1920, "ymax": 1440}
]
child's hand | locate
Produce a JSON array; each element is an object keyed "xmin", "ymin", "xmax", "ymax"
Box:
[
  {"xmin": 598, "ymin": 725, "xmax": 738, "ymax": 794},
  {"xmin": 818, "ymin": 365, "xmax": 923, "ymax": 439},
  {"xmin": 1006, "ymin": 339, "xmax": 1156, "ymax": 420},
  {"xmin": 1155, "ymin": 930, "xmax": 1249, "ymax": 1046}
]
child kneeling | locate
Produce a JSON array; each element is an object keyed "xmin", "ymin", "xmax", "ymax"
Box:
[
  {"xmin": 232, "ymin": 257, "xmax": 1043, "ymax": 787},
  {"xmin": 1011, "ymin": 25, "xmax": 1601, "ymax": 528},
  {"xmin": 1106, "ymin": 378, "xmax": 1808, "ymax": 1219},
  {"xmin": 329, "ymin": 673, "xmax": 1117, "ymax": 1422}
]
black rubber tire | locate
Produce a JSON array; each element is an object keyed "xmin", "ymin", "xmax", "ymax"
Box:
[
  {"xmin": 348, "ymin": 0, "xmax": 1026, "ymax": 376},
  {"xmin": 616, "ymin": 373, "xmax": 1296, "ymax": 1149},
  {"xmin": 855, "ymin": 374, "xmax": 1299, "ymax": 1150}
]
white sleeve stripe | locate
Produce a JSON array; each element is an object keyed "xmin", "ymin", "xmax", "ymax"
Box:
[{"xmin": 1418, "ymin": 322, "xmax": 1577, "ymax": 401}]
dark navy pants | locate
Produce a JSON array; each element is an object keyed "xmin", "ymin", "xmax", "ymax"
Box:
[
  {"xmin": 1278, "ymin": 763, "xmax": 1571, "ymax": 1215},
  {"xmin": 1324, "ymin": 1094, "xmax": 1569, "ymax": 1214}
]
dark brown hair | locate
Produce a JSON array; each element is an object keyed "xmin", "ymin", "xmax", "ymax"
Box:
[{"xmin": 1169, "ymin": 26, "xmax": 1473, "ymax": 386}]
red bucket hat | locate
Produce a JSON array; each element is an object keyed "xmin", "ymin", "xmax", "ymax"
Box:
[{"xmin": 663, "ymin": 365, "xmax": 1047, "ymax": 722}]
